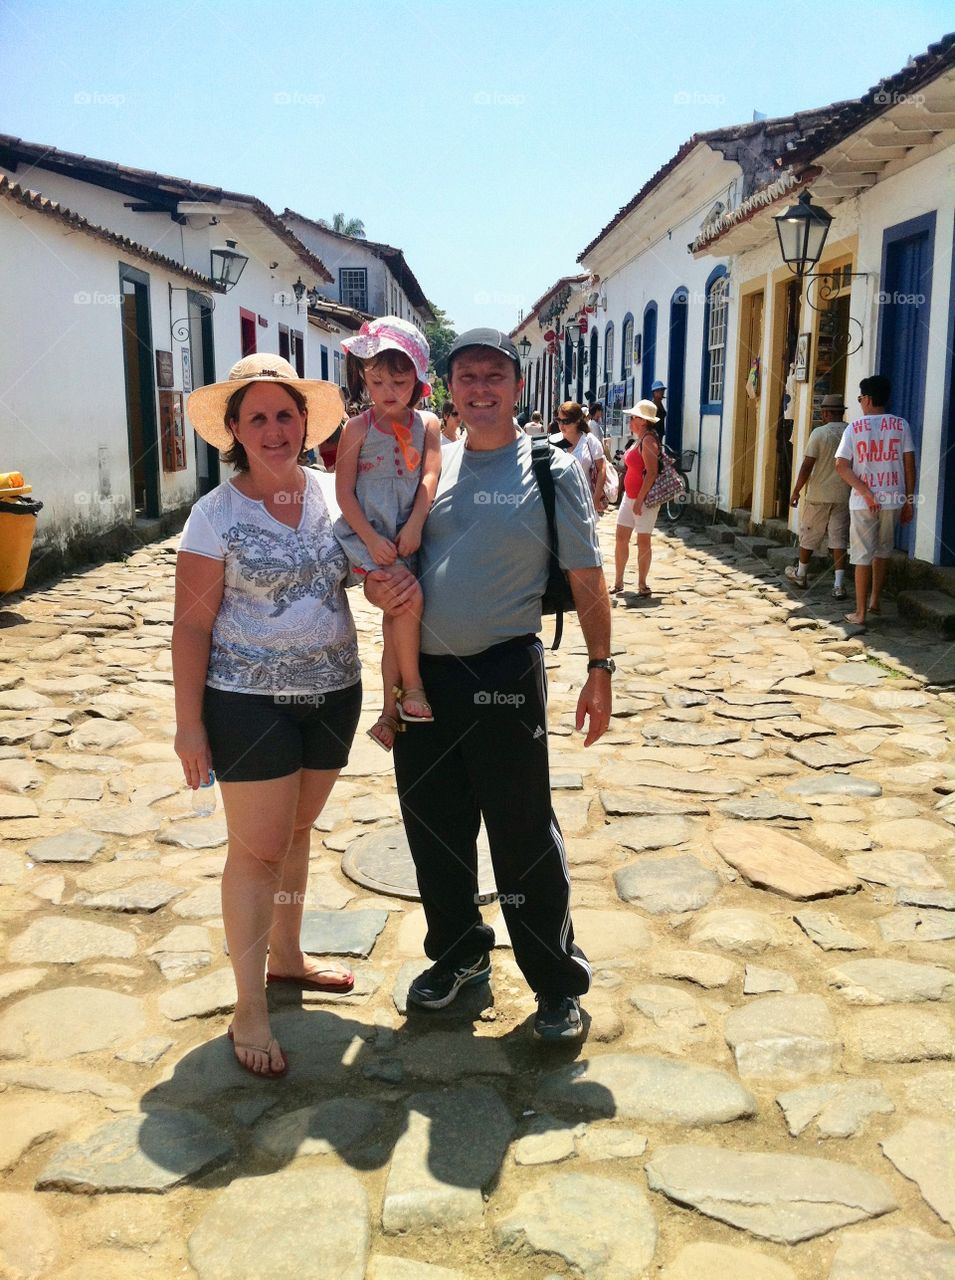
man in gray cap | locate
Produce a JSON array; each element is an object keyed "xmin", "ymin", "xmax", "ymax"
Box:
[
  {"xmin": 785, "ymin": 392, "xmax": 851, "ymax": 599},
  {"xmin": 365, "ymin": 328, "xmax": 612, "ymax": 1042}
]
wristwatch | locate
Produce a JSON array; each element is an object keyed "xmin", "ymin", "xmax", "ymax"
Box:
[{"xmin": 587, "ymin": 658, "xmax": 616, "ymax": 675}]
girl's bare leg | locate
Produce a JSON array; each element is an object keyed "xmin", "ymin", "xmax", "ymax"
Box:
[{"xmin": 390, "ymin": 581, "xmax": 430, "ymax": 718}]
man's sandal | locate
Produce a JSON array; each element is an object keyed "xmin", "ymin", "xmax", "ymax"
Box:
[
  {"xmin": 367, "ymin": 712, "xmax": 402, "ymax": 752},
  {"xmin": 394, "ymin": 685, "xmax": 434, "ymax": 724},
  {"xmin": 227, "ymin": 1025, "xmax": 287, "ymax": 1078}
]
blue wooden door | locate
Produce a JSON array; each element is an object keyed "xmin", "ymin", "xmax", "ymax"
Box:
[
  {"xmin": 666, "ymin": 288, "xmax": 688, "ymax": 454},
  {"xmin": 641, "ymin": 303, "xmax": 657, "ymax": 399},
  {"xmin": 877, "ymin": 216, "xmax": 934, "ymax": 554}
]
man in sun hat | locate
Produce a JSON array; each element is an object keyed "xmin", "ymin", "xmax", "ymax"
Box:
[
  {"xmin": 364, "ymin": 327, "xmax": 612, "ymax": 1042},
  {"xmin": 786, "ymin": 391, "xmax": 851, "ymax": 599}
]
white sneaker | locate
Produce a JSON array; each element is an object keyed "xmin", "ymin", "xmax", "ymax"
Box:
[
  {"xmin": 831, "ymin": 585, "xmax": 848, "ymax": 600},
  {"xmin": 784, "ymin": 565, "xmax": 809, "ymax": 589}
]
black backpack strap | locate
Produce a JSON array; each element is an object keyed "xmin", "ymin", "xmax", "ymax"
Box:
[{"xmin": 531, "ymin": 438, "xmax": 564, "ymax": 649}]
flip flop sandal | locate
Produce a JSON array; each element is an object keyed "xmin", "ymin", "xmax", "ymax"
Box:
[
  {"xmin": 227, "ymin": 1025, "xmax": 287, "ymax": 1078},
  {"xmin": 367, "ymin": 712, "xmax": 402, "ymax": 752},
  {"xmin": 637, "ymin": 586, "xmax": 653, "ymax": 597},
  {"xmin": 843, "ymin": 613, "xmax": 867, "ymax": 632},
  {"xmin": 267, "ymin": 968, "xmax": 355, "ymax": 993},
  {"xmin": 395, "ymin": 686, "xmax": 434, "ymax": 724}
]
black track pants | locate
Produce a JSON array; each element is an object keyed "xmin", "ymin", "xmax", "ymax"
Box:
[{"xmin": 393, "ymin": 635, "xmax": 591, "ymax": 998}]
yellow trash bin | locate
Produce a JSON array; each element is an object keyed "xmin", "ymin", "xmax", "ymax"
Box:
[{"xmin": 0, "ymin": 475, "xmax": 43, "ymax": 594}]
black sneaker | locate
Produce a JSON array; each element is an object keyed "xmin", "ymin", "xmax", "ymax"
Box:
[
  {"xmin": 407, "ymin": 953, "xmax": 492, "ymax": 1010},
  {"xmin": 533, "ymin": 994, "xmax": 583, "ymax": 1041}
]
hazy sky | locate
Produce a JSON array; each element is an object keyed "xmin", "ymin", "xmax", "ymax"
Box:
[{"xmin": 2, "ymin": 0, "xmax": 950, "ymax": 332}]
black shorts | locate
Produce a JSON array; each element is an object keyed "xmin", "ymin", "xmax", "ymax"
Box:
[{"xmin": 203, "ymin": 682, "xmax": 362, "ymax": 783}]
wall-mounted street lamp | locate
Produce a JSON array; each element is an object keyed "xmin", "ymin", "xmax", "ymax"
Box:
[
  {"xmin": 773, "ymin": 191, "xmax": 833, "ymax": 279},
  {"xmin": 517, "ymin": 336, "xmax": 532, "ymax": 362},
  {"xmin": 292, "ymin": 277, "xmax": 307, "ymax": 303},
  {"xmin": 774, "ymin": 189, "xmax": 868, "ymax": 356},
  {"xmin": 209, "ymin": 240, "xmax": 249, "ymax": 291}
]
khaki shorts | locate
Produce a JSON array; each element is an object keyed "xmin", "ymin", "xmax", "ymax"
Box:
[
  {"xmin": 799, "ymin": 500, "xmax": 849, "ymax": 552},
  {"xmin": 617, "ymin": 497, "xmax": 660, "ymax": 534},
  {"xmin": 849, "ymin": 507, "xmax": 899, "ymax": 566}
]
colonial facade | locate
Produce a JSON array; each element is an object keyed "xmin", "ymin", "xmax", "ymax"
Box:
[
  {"xmin": 0, "ymin": 134, "xmax": 434, "ymax": 577},
  {"xmin": 282, "ymin": 211, "xmax": 434, "ymax": 331},
  {"xmin": 511, "ymin": 33, "xmax": 954, "ymax": 565},
  {"xmin": 691, "ymin": 37, "xmax": 955, "ymax": 566}
]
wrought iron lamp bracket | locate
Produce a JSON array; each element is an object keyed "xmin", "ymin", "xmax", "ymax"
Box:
[
  {"xmin": 800, "ymin": 270, "xmax": 870, "ymax": 359},
  {"xmin": 169, "ymin": 284, "xmax": 216, "ymax": 345}
]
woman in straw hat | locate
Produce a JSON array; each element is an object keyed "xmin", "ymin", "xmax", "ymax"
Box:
[
  {"xmin": 173, "ymin": 355, "xmax": 357, "ymax": 1078},
  {"xmin": 613, "ymin": 399, "xmax": 662, "ymax": 597}
]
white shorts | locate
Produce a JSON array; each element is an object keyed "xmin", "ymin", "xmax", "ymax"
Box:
[
  {"xmin": 617, "ymin": 497, "xmax": 660, "ymax": 534},
  {"xmin": 849, "ymin": 507, "xmax": 899, "ymax": 566},
  {"xmin": 799, "ymin": 500, "xmax": 849, "ymax": 552}
]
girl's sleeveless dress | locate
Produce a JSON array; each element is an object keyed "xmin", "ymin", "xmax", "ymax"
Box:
[{"xmin": 333, "ymin": 410, "xmax": 425, "ymax": 573}]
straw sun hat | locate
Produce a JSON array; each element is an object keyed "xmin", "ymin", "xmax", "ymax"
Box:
[{"xmin": 186, "ymin": 355, "xmax": 345, "ymax": 452}]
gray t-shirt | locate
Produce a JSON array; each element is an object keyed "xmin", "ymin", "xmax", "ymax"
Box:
[{"xmin": 419, "ymin": 435, "xmax": 601, "ymax": 656}]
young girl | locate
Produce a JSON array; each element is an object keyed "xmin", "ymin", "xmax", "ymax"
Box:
[{"xmin": 334, "ymin": 318, "xmax": 441, "ymax": 751}]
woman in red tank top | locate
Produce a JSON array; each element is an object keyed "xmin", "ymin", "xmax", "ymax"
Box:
[{"xmin": 613, "ymin": 400, "xmax": 661, "ymax": 596}]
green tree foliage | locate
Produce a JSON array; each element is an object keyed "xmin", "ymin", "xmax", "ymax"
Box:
[
  {"xmin": 425, "ymin": 303, "xmax": 457, "ymax": 381},
  {"xmin": 317, "ymin": 213, "xmax": 366, "ymax": 238},
  {"xmin": 429, "ymin": 376, "xmax": 449, "ymax": 414}
]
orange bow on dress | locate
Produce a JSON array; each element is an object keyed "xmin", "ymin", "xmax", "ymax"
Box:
[{"xmin": 391, "ymin": 414, "xmax": 421, "ymax": 473}]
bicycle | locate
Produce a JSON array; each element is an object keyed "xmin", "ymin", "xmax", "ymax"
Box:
[{"xmin": 658, "ymin": 444, "xmax": 697, "ymax": 524}]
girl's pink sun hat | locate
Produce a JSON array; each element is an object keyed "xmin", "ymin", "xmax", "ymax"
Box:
[{"xmin": 341, "ymin": 316, "xmax": 432, "ymax": 395}]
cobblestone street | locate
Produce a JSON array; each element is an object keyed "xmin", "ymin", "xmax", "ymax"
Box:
[{"xmin": 1, "ymin": 519, "xmax": 953, "ymax": 1280}]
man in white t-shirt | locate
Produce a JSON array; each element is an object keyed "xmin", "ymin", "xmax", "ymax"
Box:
[
  {"xmin": 525, "ymin": 410, "xmax": 547, "ymax": 437},
  {"xmin": 834, "ymin": 375, "xmax": 917, "ymax": 628}
]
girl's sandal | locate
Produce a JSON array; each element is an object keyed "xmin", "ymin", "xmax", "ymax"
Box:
[
  {"xmin": 395, "ymin": 687, "xmax": 434, "ymax": 724},
  {"xmin": 367, "ymin": 712, "xmax": 402, "ymax": 752}
]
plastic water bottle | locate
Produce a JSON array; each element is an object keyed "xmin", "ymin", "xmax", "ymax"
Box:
[{"xmin": 191, "ymin": 770, "xmax": 217, "ymax": 817}]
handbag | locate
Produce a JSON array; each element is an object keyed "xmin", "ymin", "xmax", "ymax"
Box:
[{"xmin": 643, "ymin": 441, "xmax": 684, "ymax": 507}]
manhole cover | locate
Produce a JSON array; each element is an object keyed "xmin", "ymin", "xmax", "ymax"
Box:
[{"xmin": 341, "ymin": 824, "xmax": 497, "ymax": 902}]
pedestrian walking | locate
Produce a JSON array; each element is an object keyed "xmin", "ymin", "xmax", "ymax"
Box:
[
  {"xmin": 612, "ymin": 399, "xmax": 662, "ymax": 597},
  {"xmin": 365, "ymin": 328, "xmax": 612, "ymax": 1041},
  {"xmin": 173, "ymin": 355, "xmax": 360, "ymax": 1078},
  {"xmin": 334, "ymin": 317, "xmax": 442, "ymax": 751},
  {"xmin": 834, "ymin": 374, "xmax": 917, "ymax": 628},
  {"xmin": 785, "ymin": 392, "xmax": 851, "ymax": 598},
  {"xmin": 556, "ymin": 401, "xmax": 607, "ymax": 514}
]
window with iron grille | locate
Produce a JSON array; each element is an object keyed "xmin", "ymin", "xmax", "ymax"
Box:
[
  {"xmin": 621, "ymin": 316, "xmax": 633, "ymax": 379},
  {"xmin": 340, "ymin": 268, "xmax": 368, "ymax": 311},
  {"xmin": 706, "ymin": 277, "xmax": 728, "ymax": 404}
]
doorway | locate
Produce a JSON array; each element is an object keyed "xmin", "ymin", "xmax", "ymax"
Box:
[
  {"xmin": 877, "ymin": 214, "xmax": 935, "ymax": 555},
  {"xmin": 666, "ymin": 288, "xmax": 688, "ymax": 454},
  {"xmin": 641, "ymin": 302, "xmax": 657, "ymax": 399},
  {"xmin": 119, "ymin": 265, "xmax": 160, "ymax": 519},
  {"xmin": 240, "ymin": 309, "xmax": 257, "ymax": 357},
  {"xmin": 589, "ymin": 328, "xmax": 598, "ymax": 402},
  {"xmin": 187, "ymin": 291, "xmax": 218, "ymax": 496},
  {"xmin": 733, "ymin": 290, "xmax": 764, "ymax": 510}
]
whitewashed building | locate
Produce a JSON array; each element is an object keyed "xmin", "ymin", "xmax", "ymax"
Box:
[
  {"xmin": 690, "ymin": 34, "xmax": 955, "ymax": 566},
  {"xmin": 282, "ymin": 211, "xmax": 434, "ymax": 331},
  {"xmin": 0, "ymin": 134, "xmax": 435, "ymax": 579}
]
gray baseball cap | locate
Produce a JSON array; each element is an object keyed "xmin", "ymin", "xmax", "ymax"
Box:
[{"xmin": 447, "ymin": 328, "xmax": 521, "ymax": 375}]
